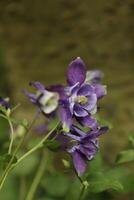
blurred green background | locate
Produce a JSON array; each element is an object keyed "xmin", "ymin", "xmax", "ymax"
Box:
[{"xmin": 0, "ymin": 0, "xmax": 134, "ymax": 199}]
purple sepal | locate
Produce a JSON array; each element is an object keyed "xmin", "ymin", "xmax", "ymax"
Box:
[
  {"xmin": 29, "ymin": 81, "xmax": 45, "ymax": 91},
  {"xmin": 67, "ymin": 57, "xmax": 86, "ymax": 86},
  {"xmin": 93, "ymin": 84, "xmax": 107, "ymax": 99},
  {"xmin": 23, "ymin": 89, "xmax": 37, "ymax": 104},
  {"xmin": 86, "ymin": 126, "xmax": 109, "ymax": 139},
  {"xmin": 47, "ymin": 84, "xmax": 66, "ymax": 99},
  {"xmin": 77, "ymin": 115, "xmax": 98, "ymax": 130},
  {"xmin": 72, "ymin": 150, "xmax": 87, "ymax": 176},
  {"xmin": 59, "ymin": 106, "xmax": 72, "ymax": 132}
]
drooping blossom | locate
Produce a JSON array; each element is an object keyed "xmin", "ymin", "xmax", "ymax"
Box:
[
  {"xmin": 24, "ymin": 81, "xmax": 59, "ymax": 114},
  {"xmin": 66, "ymin": 125, "xmax": 108, "ymax": 175}
]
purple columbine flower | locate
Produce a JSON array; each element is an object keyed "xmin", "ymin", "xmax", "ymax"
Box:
[
  {"xmin": 24, "ymin": 81, "xmax": 59, "ymax": 114},
  {"xmin": 0, "ymin": 97, "xmax": 11, "ymax": 109},
  {"xmin": 59, "ymin": 57, "xmax": 106, "ymax": 132},
  {"xmin": 66, "ymin": 125, "xmax": 108, "ymax": 176}
]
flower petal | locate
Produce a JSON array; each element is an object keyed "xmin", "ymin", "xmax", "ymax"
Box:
[
  {"xmin": 66, "ymin": 133, "xmax": 81, "ymax": 141},
  {"xmin": 29, "ymin": 81, "xmax": 45, "ymax": 92},
  {"xmin": 81, "ymin": 94, "xmax": 97, "ymax": 112},
  {"xmin": 72, "ymin": 150, "xmax": 87, "ymax": 176},
  {"xmin": 23, "ymin": 89, "xmax": 37, "ymax": 104},
  {"xmin": 71, "ymin": 125, "xmax": 85, "ymax": 137},
  {"xmin": 78, "ymin": 84, "xmax": 94, "ymax": 96},
  {"xmin": 47, "ymin": 84, "xmax": 66, "ymax": 99},
  {"xmin": 59, "ymin": 106, "xmax": 72, "ymax": 132},
  {"xmin": 67, "ymin": 57, "xmax": 86, "ymax": 86},
  {"xmin": 38, "ymin": 91, "xmax": 59, "ymax": 114},
  {"xmin": 86, "ymin": 126, "xmax": 109, "ymax": 139},
  {"xmin": 86, "ymin": 70, "xmax": 104, "ymax": 83},
  {"xmin": 79, "ymin": 144, "xmax": 96, "ymax": 160},
  {"xmin": 76, "ymin": 115, "xmax": 98, "ymax": 130},
  {"xmin": 93, "ymin": 84, "xmax": 107, "ymax": 99},
  {"xmin": 73, "ymin": 104, "xmax": 88, "ymax": 117}
]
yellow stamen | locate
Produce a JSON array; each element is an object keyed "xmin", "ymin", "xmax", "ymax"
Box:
[{"xmin": 77, "ymin": 96, "xmax": 88, "ymax": 104}]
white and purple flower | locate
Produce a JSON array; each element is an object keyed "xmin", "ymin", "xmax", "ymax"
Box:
[
  {"xmin": 59, "ymin": 57, "xmax": 106, "ymax": 132},
  {"xmin": 24, "ymin": 81, "xmax": 59, "ymax": 115}
]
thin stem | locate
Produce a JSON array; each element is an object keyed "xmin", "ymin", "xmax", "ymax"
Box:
[
  {"xmin": 0, "ymin": 121, "xmax": 59, "ymax": 191},
  {"xmin": 0, "ymin": 113, "xmax": 39, "ymax": 191},
  {"xmin": 14, "ymin": 122, "xmax": 59, "ymax": 166},
  {"xmin": 0, "ymin": 114, "xmax": 14, "ymax": 154},
  {"xmin": 73, "ymin": 169, "xmax": 87, "ymax": 200},
  {"xmin": 0, "ymin": 135, "xmax": 25, "ymax": 191},
  {"xmin": 8, "ymin": 118, "xmax": 14, "ymax": 154},
  {"xmin": 25, "ymin": 151, "xmax": 47, "ymax": 200},
  {"xmin": 78, "ymin": 184, "xmax": 86, "ymax": 200}
]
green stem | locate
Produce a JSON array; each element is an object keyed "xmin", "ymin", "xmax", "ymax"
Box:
[
  {"xmin": 0, "ymin": 122, "xmax": 59, "ymax": 191},
  {"xmin": 0, "ymin": 135, "xmax": 24, "ymax": 191},
  {"xmin": 8, "ymin": 118, "xmax": 14, "ymax": 154},
  {"xmin": 14, "ymin": 122, "xmax": 59, "ymax": 167},
  {"xmin": 74, "ymin": 169, "xmax": 87, "ymax": 200},
  {"xmin": 25, "ymin": 151, "xmax": 47, "ymax": 200},
  {"xmin": 78, "ymin": 184, "xmax": 86, "ymax": 200},
  {"xmin": 0, "ymin": 113, "xmax": 39, "ymax": 191},
  {"xmin": 0, "ymin": 114, "xmax": 14, "ymax": 154}
]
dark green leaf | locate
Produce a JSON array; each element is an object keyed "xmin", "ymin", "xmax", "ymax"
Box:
[
  {"xmin": 129, "ymin": 135, "xmax": 134, "ymax": 147},
  {"xmin": 86, "ymin": 167, "xmax": 127, "ymax": 193},
  {"xmin": 115, "ymin": 149, "xmax": 134, "ymax": 164}
]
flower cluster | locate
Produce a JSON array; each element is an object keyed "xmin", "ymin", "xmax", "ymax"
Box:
[{"xmin": 25, "ymin": 57, "xmax": 108, "ymax": 175}]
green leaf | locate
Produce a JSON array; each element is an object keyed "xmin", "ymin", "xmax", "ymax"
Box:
[
  {"xmin": 42, "ymin": 173, "xmax": 69, "ymax": 197},
  {"xmin": 115, "ymin": 149, "xmax": 134, "ymax": 164},
  {"xmin": 88, "ymin": 173, "xmax": 123, "ymax": 193},
  {"xmin": 44, "ymin": 140, "xmax": 61, "ymax": 152},
  {"xmin": 86, "ymin": 167, "xmax": 127, "ymax": 193},
  {"xmin": 86, "ymin": 153, "xmax": 103, "ymax": 176},
  {"xmin": 129, "ymin": 135, "xmax": 134, "ymax": 147}
]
